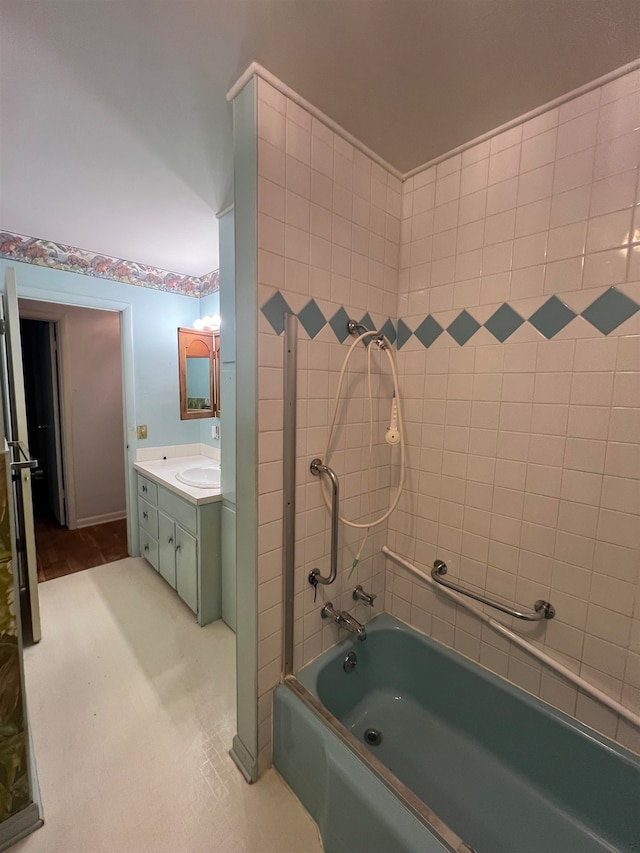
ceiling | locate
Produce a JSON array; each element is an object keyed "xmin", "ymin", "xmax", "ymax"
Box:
[{"xmin": 2, "ymin": 1, "xmax": 640, "ymax": 277}]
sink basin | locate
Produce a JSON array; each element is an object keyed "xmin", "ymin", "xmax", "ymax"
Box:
[{"xmin": 175, "ymin": 465, "xmax": 221, "ymax": 489}]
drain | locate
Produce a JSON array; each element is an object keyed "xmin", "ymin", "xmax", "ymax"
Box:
[
  {"xmin": 343, "ymin": 651, "xmax": 357, "ymax": 673},
  {"xmin": 364, "ymin": 728, "xmax": 382, "ymax": 746}
]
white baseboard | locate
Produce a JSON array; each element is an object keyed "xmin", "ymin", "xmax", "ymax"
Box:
[
  {"xmin": 76, "ymin": 510, "xmax": 127, "ymax": 529},
  {"xmin": 230, "ymin": 735, "xmax": 258, "ymax": 783}
]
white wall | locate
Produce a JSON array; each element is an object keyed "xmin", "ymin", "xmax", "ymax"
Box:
[
  {"xmin": 254, "ymin": 77, "xmax": 401, "ymax": 772},
  {"xmin": 386, "ymin": 67, "xmax": 640, "ymax": 753},
  {"xmin": 20, "ymin": 299, "xmax": 126, "ymax": 527},
  {"xmin": 242, "ymin": 64, "xmax": 640, "ymax": 777}
]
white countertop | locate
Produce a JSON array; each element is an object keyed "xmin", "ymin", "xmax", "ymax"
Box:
[{"xmin": 133, "ymin": 455, "xmax": 222, "ymax": 506}]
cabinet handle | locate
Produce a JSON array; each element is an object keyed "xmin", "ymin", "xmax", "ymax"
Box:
[
  {"xmin": 168, "ymin": 536, "xmax": 173, "ymax": 545},
  {"xmin": 143, "ymin": 511, "xmax": 148, "ymax": 520},
  {"xmin": 144, "ymin": 544, "xmax": 149, "ymax": 552},
  {"xmin": 142, "ymin": 485, "xmax": 147, "ymax": 493},
  {"xmin": 175, "ymin": 543, "xmax": 181, "ymax": 552}
]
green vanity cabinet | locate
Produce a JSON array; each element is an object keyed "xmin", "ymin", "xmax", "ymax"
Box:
[{"xmin": 136, "ymin": 472, "xmax": 221, "ymax": 625}]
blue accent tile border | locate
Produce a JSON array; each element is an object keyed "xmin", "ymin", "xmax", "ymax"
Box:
[
  {"xmin": 397, "ymin": 318, "xmax": 413, "ymax": 350},
  {"xmin": 298, "ymin": 299, "xmax": 326, "ymax": 339},
  {"xmin": 581, "ymin": 288, "xmax": 639, "ymax": 335},
  {"xmin": 485, "ymin": 303, "xmax": 524, "ymax": 343},
  {"xmin": 260, "ymin": 294, "xmax": 397, "ymax": 345},
  {"xmin": 447, "ymin": 310, "xmax": 481, "ymax": 346},
  {"xmin": 262, "ymin": 291, "xmax": 293, "ymax": 335},
  {"xmin": 360, "ymin": 312, "xmax": 375, "ymax": 346},
  {"xmin": 414, "ymin": 315, "xmax": 443, "ymax": 349},
  {"xmin": 378, "ymin": 318, "xmax": 397, "ymax": 345},
  {"xmin": 329, "ymin": 307, "xmax": 351, "ymax": 343},
  {"xmin": 529, "ymin": 296, "xmax": 576, "ymax": 340},
  {"xmin": 260, "ymin": 287, "xmax": 639, "ymax": 347}
]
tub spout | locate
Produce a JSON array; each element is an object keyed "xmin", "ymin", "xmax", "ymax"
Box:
[{"xmin": 321, "ymin": 602, "xmax": 367, "ymax": 641}]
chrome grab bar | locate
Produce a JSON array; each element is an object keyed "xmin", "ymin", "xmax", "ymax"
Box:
[
  {"xmin": 308, "ymin": 458, "xmax": 339, "ymax": 587},
  {"xmin": 431, "ymin": 559, "xmax": 555, "ymax": 621}
]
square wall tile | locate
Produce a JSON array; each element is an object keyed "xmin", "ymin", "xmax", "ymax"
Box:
[
  {"xmin": 590, "ymin": 170, "xmax": 637, "ymax": 217},
  {"xmin": 556, "ymin": 110, "xmax": 598, "ymax": 159},
  {"xmin": 553, "ymin": 149, "xmax": 595, "ymax": 195},
  {"xmin": 583, "ymin": 249, "xmax": 628, "ymax": 290},
  {"xmin": 593, "ymin": 131, "xmax": 640, "ymax": 181}
]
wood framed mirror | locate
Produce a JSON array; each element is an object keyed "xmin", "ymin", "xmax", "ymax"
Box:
[{"xmin": 178, "ymin": 328, "xmax": 220, "ymax": 419}]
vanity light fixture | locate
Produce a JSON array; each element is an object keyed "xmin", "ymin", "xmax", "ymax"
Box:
[{"xmin": 193, "ymin": 314, "xmax": 220, "ymax": 331}]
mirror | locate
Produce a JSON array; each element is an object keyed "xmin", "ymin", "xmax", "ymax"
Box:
[{"xmin": 178, "ymin": 328, "xmax": 220, "ymax": 419}]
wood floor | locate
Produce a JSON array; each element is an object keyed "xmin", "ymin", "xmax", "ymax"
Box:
[{"xmin": 35, "ymin": 517, "xmax": 129, "ymax": 582}]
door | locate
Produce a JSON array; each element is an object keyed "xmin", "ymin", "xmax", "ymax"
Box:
[
  {"xmin": 175, "ymin": 526, "xmax": 197, "ymax": 614},
  {"xmin": 158, "ymin": 512, "xmax": 177, "ymax": 589},
  {"xmin": 36, "ymin": 322, "xmax": 66, "ymax": 526},
  {"xmin": 0, "ymin": 269, "xmax": 41, "ymax": 643},
  {"xmin": 45, "ymin": 324, "xmax": 66, "ymax": 524},
  {"xmin": 21, "ymin": 319, "xmax": 67, "ymax": 526}
]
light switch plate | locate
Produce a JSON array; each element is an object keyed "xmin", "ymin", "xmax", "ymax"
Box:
[{"xmin": 137, "ymin": 425, "xmax": 148, "ymax": 440}]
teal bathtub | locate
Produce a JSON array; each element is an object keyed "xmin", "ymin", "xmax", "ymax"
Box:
[{"xmin": 273, "ymin": 613, "xmax": 640, "ymax": 853}]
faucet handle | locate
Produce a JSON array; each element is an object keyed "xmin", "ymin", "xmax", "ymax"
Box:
[
  {"xmin": 321, "ymin": 602, "xmax": 336, "ymax": 619},
  {"xmin": 353, "ymin": 585, "xmax": 376, "ymax": 606}
]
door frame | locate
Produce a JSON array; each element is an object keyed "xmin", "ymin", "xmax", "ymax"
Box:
[{"xmin": 15, "ymin": 282, "xmax": 137, "ymax": 556}]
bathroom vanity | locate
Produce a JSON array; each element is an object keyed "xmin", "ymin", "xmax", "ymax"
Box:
[{"xmin": 133, "ymin": 455, "xmax": 222, "ymax": 625}]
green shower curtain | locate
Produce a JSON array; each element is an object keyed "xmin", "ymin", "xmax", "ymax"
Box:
[{"xmin": 0, "ymin": 451, "xmax": 29, "ymax": 821}]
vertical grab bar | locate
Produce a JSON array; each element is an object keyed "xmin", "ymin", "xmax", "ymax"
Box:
[
  {"xmin": 282, "ymin": 314, "xmax": 297, "ymax": 676},
  {"xmin": 308, "ymin": 458, "xmax": 340, "ymax": 587}
]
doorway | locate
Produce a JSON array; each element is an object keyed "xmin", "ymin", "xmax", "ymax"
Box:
[
  {"xmin": 21, "ymin": 319, "xmax": 66, "ymax": 527},
  {"xmin": 19, "ymin": 301, "xmax": 129, "ymax": 583}
]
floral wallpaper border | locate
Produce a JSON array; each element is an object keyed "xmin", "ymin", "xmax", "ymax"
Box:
[{"xmin": 0, "ymin": 231, "xmax": 219, "ymax": 297}]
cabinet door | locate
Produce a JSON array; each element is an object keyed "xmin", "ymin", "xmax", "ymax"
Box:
[
  {"xmin": 138, "ymin": 495, "xmax": 159, "ymax": 538},
  {"xmin": 158, "ymin": 512, "xmax": 177, "ymax": 589},
  {"xmin": 139, "ymin": 527, "xmax": 159, "ymax": 571},
  {"xmin": 175, "ymin": 526, "xmax": 198, "ymax": 614}
]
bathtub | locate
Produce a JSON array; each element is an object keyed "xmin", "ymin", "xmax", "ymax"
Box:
[{"xmin": 273, "ymin": 613, "xmax": 640, "ymax": 853}]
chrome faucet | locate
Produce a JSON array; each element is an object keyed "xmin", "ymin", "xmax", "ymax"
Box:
[
  {"xmin": 353, "ymin": 585, "xmax": 376, "ymax": 606},
  {"xmin": 321, "ymin": 602, "xmax": 367, "ymax": 641}
]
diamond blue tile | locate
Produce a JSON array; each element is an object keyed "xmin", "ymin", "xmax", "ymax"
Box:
[
  {"xmin": 329, "ymin": 307, "xmax": 351, "ymax": 343},
  {"xmin": 397, "ymin": 319, "xmax": 413, "ymax": 350},
  {"xmin": 298, "ymin": 299, "xmax": 326, "ymax": 339},
  {"xmin": 447, "ymin": 310, "xmax": 481, "ymax": 346},
  {"xmin": 581, "ymin": 287, "xmax": 640, "ymax": 335},
  {"xmin": 378, "ymin": 318, "xmax": 397, "ymax": 345},
  {"xmin": 414, "ymin": 315, "xmax": 443, "ymax": 348},
  {"xmin": 529, "ymin": 296, "xmax": 576, "ymax": 339},
  {"xmin": 484, "ymin": 303, "xmax": 524, "ymax": 343},
  {"xmin": 360, "ymin": 312, "xmax": 375, "ymax": 346},
  {"xmin": 261, "ymin": 290, "xmax": 293, "ymax": 335}
]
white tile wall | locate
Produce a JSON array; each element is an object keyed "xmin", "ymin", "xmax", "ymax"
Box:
[
  {"xmin": 251, "ymin": 67, "xmax": 640, "ymax": 775},
  {"xmin": 255, "ymin": 78, "xmax": 400, "ymax": 771},
  {"xmin": 388, "ymin": 67, "xmax": 640, "ymax": 754}
]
